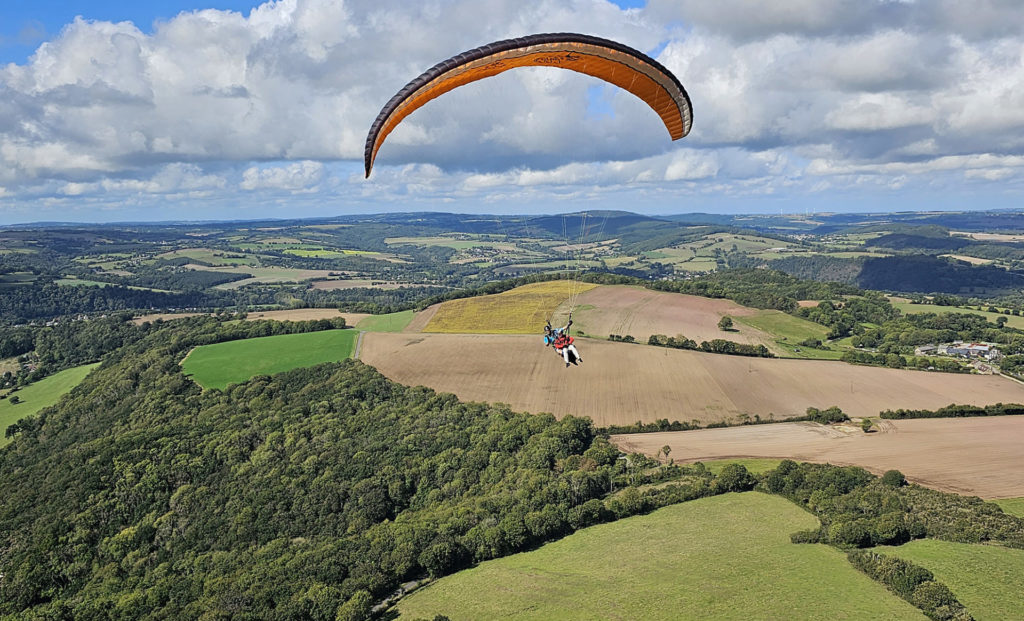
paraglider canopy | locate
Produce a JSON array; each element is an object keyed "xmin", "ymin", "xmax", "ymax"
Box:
[{"xmin": 364, "ymin": 32, "xmax": 693, "ymax": 177}]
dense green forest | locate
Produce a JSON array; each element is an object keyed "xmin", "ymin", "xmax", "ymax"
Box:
[{"xmin": 0, "ymin": 318, "xmax": 638, "ymax": 618}]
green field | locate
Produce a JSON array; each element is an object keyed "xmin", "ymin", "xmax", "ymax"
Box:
[
  {"xmin": 700, "ymin": 458, "xmax": 784, "ymax": 475},
  {"xmin": 155, "ymin": 248, "xmax": 258, "ymax": 266},
  {"xmin": 282, "ymin": 248, "xmax": 380, "ymax": 258},
  {"xmin": 355, "ymin": 310, "xmax": 415, "ymax": 333},
  {"xmin": 994, "ymin": 497, "xmax": 1024, "ymax": 517},
  {"xmin": 181, "ymin": 330, "xmax": 358, "ymax": 390},
  {"xmin": 499, "ymin": 260, "xmax": 603, "ymax": 271},
  {"xmin": 735, "ymin": 311, "xmax": 841, "ymax": 359},
  {"xmin": 385, "ymin": 236, "xmax": 516, "ymax": 251},
  {"xmin": 396, "ymin": 493, "xmax": 920, "ymax": 620},
  {"xmin": 0, "ymin": 363, "xmax": 99, "ymax": 447},
  {"xmin": 878, "ymin": 540, "xmax": 1024, "ymax": 621},
  {"xmin": 55, "ymin": 278, "xmax": 170, "ymax": 292},
  {"xmin": 0, "ymin": 272, "xmax": 38, "ymax": 286},
  {"xmin": 893, "ymin": 302, "xmax": 1024, "ymax": 330}
]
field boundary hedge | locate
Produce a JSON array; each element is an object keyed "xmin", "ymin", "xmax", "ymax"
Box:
[{"xmin": 880, "ymin": 402, "xmax": 1024, "ymax": 419}]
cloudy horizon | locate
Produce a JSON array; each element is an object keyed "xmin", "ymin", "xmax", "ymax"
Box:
[{"xmin": 1, "ymin": 0, "xmax": 1023, "ymax": 224}]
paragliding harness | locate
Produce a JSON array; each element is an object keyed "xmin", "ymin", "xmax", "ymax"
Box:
[{"xmin": 547, "ymin": 318, "xmax": 581, "ymax": 367}]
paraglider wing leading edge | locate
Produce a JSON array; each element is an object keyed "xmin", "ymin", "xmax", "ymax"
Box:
[{"xmin": 364, "ymin": 32, "xmax": 693, "ymax": 177}]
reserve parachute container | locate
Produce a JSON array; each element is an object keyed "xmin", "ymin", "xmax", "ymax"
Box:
[{"xmin": 364, "ymin": 32, "xmax": 693, "ymax": 177}]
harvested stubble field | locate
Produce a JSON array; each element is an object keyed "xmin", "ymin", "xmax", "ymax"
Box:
[
  {"xmin": 612, "ymin": 417, "xmax": 1024, "ymax": 498},
  {"xmin": 358, "ymin": 333, "xmax": 1024, "ymax": 428},
  {"xmin": 423, "ymin": 280, "xmax": 598, "ymax": 333},
  {"xmin": 560, "ymin": 285, "xmax": 774, "ymax": 345}
]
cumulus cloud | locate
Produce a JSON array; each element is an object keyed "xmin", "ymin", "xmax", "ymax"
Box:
[
  {"xmin": 240, "ymin": 160, "xmax": 324, "ymax": 191},
  {"xmin": 0, "ymin": 0, "xmax": 1023, "ymax": 221}
]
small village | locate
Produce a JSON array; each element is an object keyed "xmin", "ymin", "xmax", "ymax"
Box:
[{"xmin": 915, "ymin": 341, "xmax": 1002, "ymax": 373}]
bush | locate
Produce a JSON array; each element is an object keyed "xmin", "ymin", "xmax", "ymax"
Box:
[
  {"xmin": 789, "ymin": 528, "xmax": 823, "ymax": 544},
  {"xmin": 418, "ymin": 539, "xmax": 470, "ymax": 578},
  {"xmin": 335, "ymin": 590, "xmax": 373, "ymax": 621},
  {"xmin": 872, "ymin": 512, "xmax": 910, "ymax": 545},
  {"xmin": 829, "ymin": 520, "xmax": 873, "ymax": 548},
  {"xmin": 847, "ymin": 550, "xmax": 973, "ymax": 620},
  {"xmin": 806, "ymin": 406, "xmax": 849, "ymax": 424},
  {"xmin": 881, "ymin": 470, "xmax": 907, "ymax": 488},
  {"xmin": 713, "ymin": 464, "xmax": 757, "ymax": 493}
]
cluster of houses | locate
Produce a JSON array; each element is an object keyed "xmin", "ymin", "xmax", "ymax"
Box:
[{"xmin": 914, "ymin": 342, "xmax": 1001, "ymax": 360}]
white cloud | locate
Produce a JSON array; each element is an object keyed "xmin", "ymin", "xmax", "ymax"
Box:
[
  {"xmin": 0, "ymin": 0, "xmax": 1023, "ymax": 221},
  {"xmin": 240, "ymin": 161, "xmax": 324, "ymax": 191}
]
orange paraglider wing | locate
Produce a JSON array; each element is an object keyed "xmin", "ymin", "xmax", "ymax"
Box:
[{"xmin": 364, "ymin": 32, "xmax": 693, "ymax": 177}]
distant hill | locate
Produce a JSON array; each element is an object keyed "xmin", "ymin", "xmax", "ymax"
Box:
[{"xmin": 771, "ymin": 254, "xmax": 1024, "ymax": 293}]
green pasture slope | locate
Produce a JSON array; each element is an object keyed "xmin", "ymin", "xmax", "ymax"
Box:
[
  {"xmin": 182, "ymin": 330, "xmax": 358, "ymax": 390},
  {"xmin": 396, "ymin": 493, "xmax": 920, "ymax": 620},
  {"xmin": 701, "ymin": 458, "xmax": 783, "ymax": 475},
  {"xmin": 355, "ymin": 310, "xmax": 414, "ymax": 333},
  {"xmin": 878, "ymin": 540, "xmax": 1024, "ymax": 621},
  {"xmin": 893, "ymin": 302, "xmax": 1024, "ymax": 330},
  {"xmin": 994, "ymin": 497, "xmax": 1024, "ymax": 517},
  {"xmin": 0, "ymin": 363, "xmax": 99, "ymax": 447},
  {"xmin": 735, "ymin": 311, "xmax": 842, "ymax": 360}
]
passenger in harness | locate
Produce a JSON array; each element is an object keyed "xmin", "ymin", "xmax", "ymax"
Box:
[{"xmin": 551, "ymin": 319, "xmax": 582, "ymax": 367}]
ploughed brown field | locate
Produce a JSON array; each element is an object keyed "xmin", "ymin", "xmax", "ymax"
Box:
[
  {"xmin": 557, "ymin": 285, "xmax": 772, "ymax": 345},
  {"xmin": 359, "ymin": 333, "xmax": 1024, "ymax": 427},
  {"xmin": 612, "ymin": 417, "xmax": 1024, "ymax": 498}
]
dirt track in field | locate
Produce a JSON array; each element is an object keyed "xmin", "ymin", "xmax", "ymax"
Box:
[
  {"xmin": 404, "ymin": 305, "xmax": 439, "ymax": 332},
  {"xmin": 558, "ymin": 286, "xmax": 773, "ymax": 346},
  {"xmin": 359, "ymin": 333, "xmax": 1024, "ymax": 427},
  {"xmin": 612, "ymin": 417, "xmax": 1024, "ymax": 498}
]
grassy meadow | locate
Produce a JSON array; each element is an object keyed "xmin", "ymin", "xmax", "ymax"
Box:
[
  {"xmin": 993, "ymin": 497, "xmax": 1024, "ymax": 517},
  {"xmin": 355, "ymin": 310, "xmax": 415, "ymax": 333},
  {"xmin": 0, "ymin": 363, "xmax": 99, "ymax": 447},
  {"xmin": 282, "ymin": 248, "xmax": 380, "ymax": 258},
  {"xmin": 700, "ymin": 458, "xmax": 784, "ymax": 475},
  {"xmin": 878, "ymin": 540, "xmax": 1024, "ymax": 621},
  {"xmin": 155, "ymin": 248, "xmax": 258, "ymax": 266},
  {"xmin": 181, "ymin": 330, "xmax": 358, "ymax": 390},
  {"xmin": 423, "ymin": 281, "xmax": 599, "ymax": 334},
  {"xmin": 893, "ymin": 302, "xmax": 1024, "ymax": 330},
  {"xmin": 735, "ymin": 310, "xmax": 841, "ymax": 359},
  {"xmin": 395, "ymin": 492, "xmax": 920, "ymax": 620}
]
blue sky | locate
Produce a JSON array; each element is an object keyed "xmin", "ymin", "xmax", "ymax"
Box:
[
  {"xmin": 0, "ymin": 1, "xmax": 260, "ymax": 65},
  {"xmin": 0, "ymin": 0, "xmax": 647, "ymax": 65},
  {"xmin": 1, "ymin": 0, "xmax": 1023, "ymax": 224}
]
